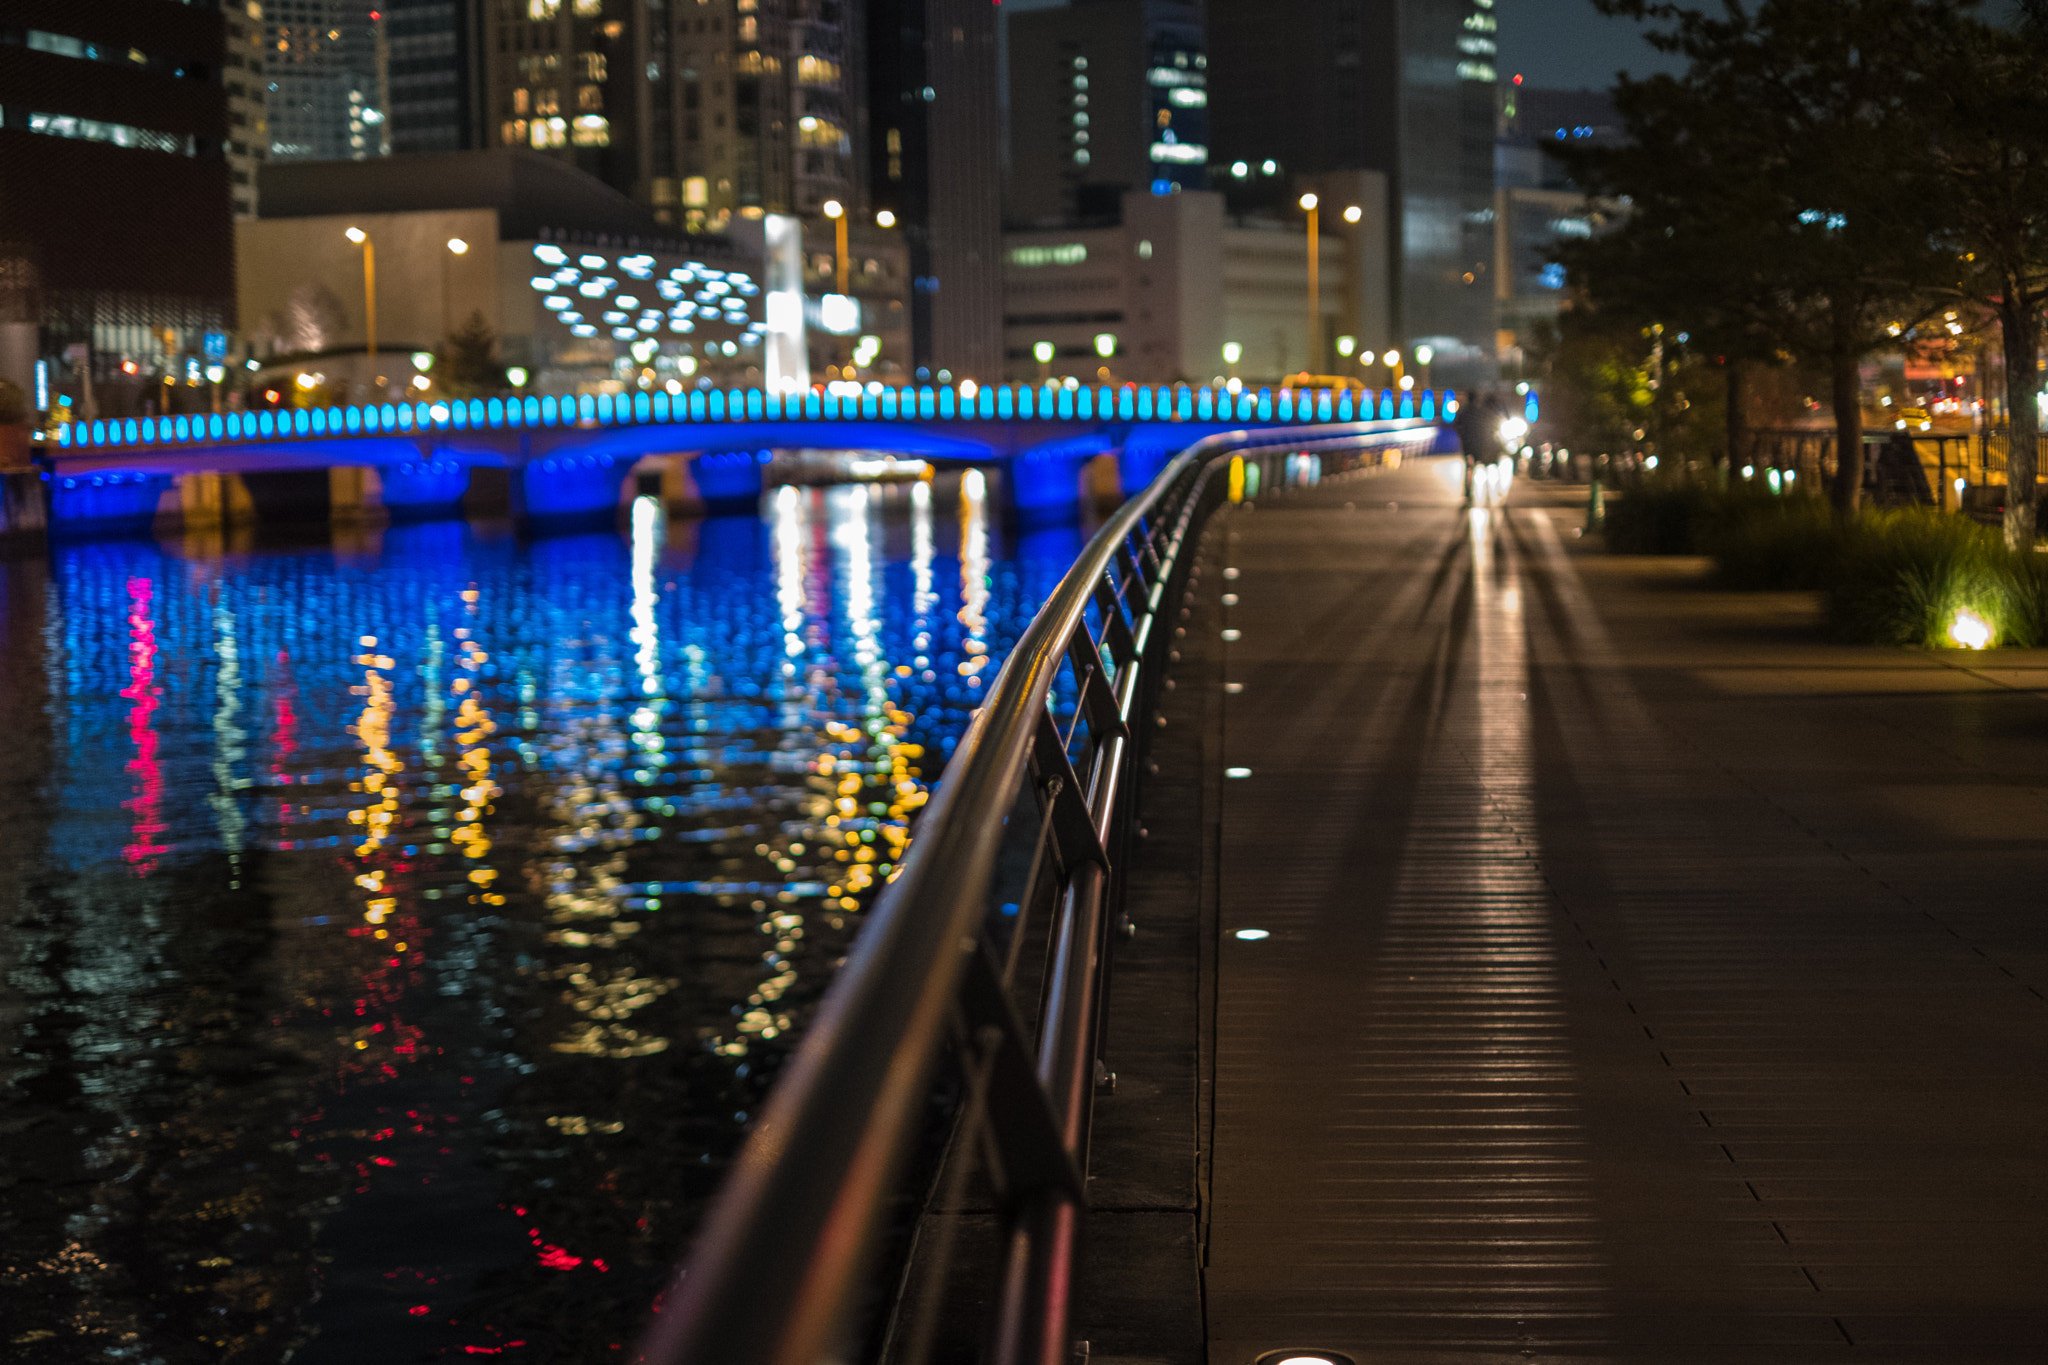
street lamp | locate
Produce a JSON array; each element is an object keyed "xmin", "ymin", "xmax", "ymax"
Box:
[
  {"xmin": 1299, "ymin": 193, "xmax": 1320, "ymax": 374},
  {"xmin": 1381, "ymin": 348, "xmax": 1403, "ymax": 388},
  {"xmin": 1034, "ymin": 339, "xmax": 1055, "ymax": 381},
  {"xmin": 442, "ymin": 236, "xmax": 469, "ymax": 342},
  {"xmin": 875, "ymin": 209, "xmax": 897, "ymax": 229},
  {"xmin": 345, "ymin": 226, "xmax": 377, "ymax": 378},
  {"xmin": 822, "ymin": 199, "xmax": 849, "ymax": 295},
  {"xmin": 1415, "ymin": 343, "xmax": 1434, "ymax": 392}
]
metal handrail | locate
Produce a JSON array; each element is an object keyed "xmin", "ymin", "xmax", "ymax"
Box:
[{"xmin": 639, "ymin": 419, "xmax": 1440, "ymax": 1365}]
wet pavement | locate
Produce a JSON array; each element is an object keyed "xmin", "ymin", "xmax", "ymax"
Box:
[{"xmin": 1184, "ymin": 461, "xmax": 2048, "ymax": 1363}]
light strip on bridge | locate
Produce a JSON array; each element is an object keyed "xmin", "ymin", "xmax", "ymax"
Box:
[{"xmin": 56, "ymin": 384, "xmax": 1454, "ymax": 453}]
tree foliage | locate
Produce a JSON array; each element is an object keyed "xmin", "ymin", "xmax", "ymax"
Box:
[
  {"xmin": 1562, "ymin": 0, "xmax": 1976, "ymax": 514},
  {"xmin": 437, "ymin": 312, "xmax": 509, "ymax": 400},
  {"xmin": 1533, "ymin": 314, "xmax": 1726, "ymax": 469},
  {"xmin": 1917, "ymin": 12, "xmax": 2048, "ymax": 547}
]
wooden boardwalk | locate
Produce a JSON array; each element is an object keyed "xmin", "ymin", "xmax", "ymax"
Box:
[{"xmin": 1089, "ymin": 458, "xmax": 2048, "ymax": 1365}]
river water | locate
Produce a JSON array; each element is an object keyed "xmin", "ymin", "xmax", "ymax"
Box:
[{"xmin": 0, "ymin": 475, "xmax": 1082, "ymax": 1362}]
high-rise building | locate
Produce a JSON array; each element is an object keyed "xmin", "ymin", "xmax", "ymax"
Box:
[
  {"xmin": 263, "ymin": 0, "xmax": 388, "ymax": 161},
  {"xmin": 478, "ymin": 0, "xmax": 860, "ymax": 231},
  {"xmin": 0, "ymin": 0, "xmax": 236, "ymax": 419},
  {"xmin": 866, "ymin": 0, "xmax": 1003, "ymax": 380},
  {"xmin": 1493, "ymin": 84, "xmax": 1619, "ymax": 368},
  {"xmin": 221, "ymin": 1, "xmax": 269, "ymax": 218},
  {"xmin": 385, "ymin": 0, "xmax": 481, "ymax": 154},
  {"xmin": 1005, "ymin": 0, "xmax": 1207, "ymax": 227},
  {"xmin": 1207, "ymin": 0, "xmax": 1497, "ymax": 382}
]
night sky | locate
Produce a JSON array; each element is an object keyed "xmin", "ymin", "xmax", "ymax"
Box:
[{"xmin": 1494, "ymin": 0, "xmax": 1684, "ymax": 91}]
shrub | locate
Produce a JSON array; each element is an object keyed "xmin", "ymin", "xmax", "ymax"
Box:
[
  {"xmin": 1825, "ymin": 510, "xmax": 2047, "ymax": 648},
  {"xmin": 1610, "ymin": 482, "xmax": 2048, "ymax": 648},
  {"xmin": 1704, "ymin": 495, "xmax": 1841, "ymax": 590},
  {"xmin": 1601, "ymin": 481, "xmax": 1720, "ymax": 554}
]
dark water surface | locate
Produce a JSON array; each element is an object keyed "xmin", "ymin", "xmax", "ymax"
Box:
[{"xmin": 0, "ymin": 477, "xmax": 1079, "ymax": 1362}]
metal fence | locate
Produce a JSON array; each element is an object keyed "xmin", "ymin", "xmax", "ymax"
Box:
[
  {"xmin": 1743, "ymin": 426, "xmax": 2048, "ymax": 505},
  {"xmin": 636, "ymin": 420, "xmax": 1440, "ymax": 1365}
]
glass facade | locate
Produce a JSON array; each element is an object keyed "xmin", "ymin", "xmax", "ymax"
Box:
[
  {"xmin": 263, "ymin": 0, "xmax": 384, "ymax": 161},
  {"xmin": 1399, "ymin": 0, "xmax": 1499, "ymax": 380},
  {"xmin": 1206, "ymin": 0, "xmax": 1499, "ymax": 380}
]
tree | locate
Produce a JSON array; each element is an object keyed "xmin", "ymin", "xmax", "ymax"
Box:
[
  {"xmin": 437, "ymin": 311, "xmax": 509, "ymax": 399},
  {"xmin": 1922, "ymin": 9, "xmax": 2048, "ymax": 548},
  {"xmin": 1533, "ymin": 312, "xmax": 1726, "ymax": 470},
  {"xmin": 1568, "ymin": 0, "xmax": 1967, "ymax": 513}
]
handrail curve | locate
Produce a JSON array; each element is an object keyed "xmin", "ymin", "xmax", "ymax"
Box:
[{"xmin": 639, "ymin": 419, "xmax": 1441, "ymax": 1365}]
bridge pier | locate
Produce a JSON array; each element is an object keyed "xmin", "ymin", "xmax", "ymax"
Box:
[
  {"xmin": 1010, "ymin": 436, "xmax": 1112, "ymax": 525},
  {"xmin": 1, "ymin": 469, "xmax": 47, "ymax": 553},
  {"xmin": 688, "ymin": 450, "xmax": 768, "ymax": 515},
  {"xmin": 515, "ymin": 452, "xmax": 632, "ymax": 527},
  {"xmin": 375, "ymin": 459, "xmax": 472, "ymax": 521},
  {"xmin": 48, "ymin": 472, "xmax": 177, "ymax": 538}
]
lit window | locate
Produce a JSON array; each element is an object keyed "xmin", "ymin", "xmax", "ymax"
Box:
[
  {"xmin": 512, "ymin": 87, "xmax": 530, "ymax": 113},
  {"xmin": 529, "ymin": 0, "xmax": 559, "ymax": 17},
  {"xmin": 1008, "ymin": 244, "xmax": 1088, "ymax": 267},
  {"xmin": 572, "ymin": 114, "xmax": 610, "ymax": 146},
  {"xmin": 573, "ymin": 0, "xmax": 602, "ymax": 14},
  {"xmin": 20, "ymin": 111, "xmax": 193, "ymax": 156}
]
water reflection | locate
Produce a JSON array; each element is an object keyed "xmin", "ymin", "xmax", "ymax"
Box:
[{"xmin": 0, "ymin": 475, "xmax": 1079, "ymax": 1361}]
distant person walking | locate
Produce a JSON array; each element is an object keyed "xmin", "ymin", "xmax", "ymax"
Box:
[{"xmin": 1453, "ymin": 390, "xmax": 1503, "ymax": 503}]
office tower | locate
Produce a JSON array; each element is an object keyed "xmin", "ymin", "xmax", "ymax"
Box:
[
  {"xmin": 263, "ymin": 0, "xmax": 388, "ymax": 160},
  {"xmin": 1207, "ymin": 0, "xmax": 1498, "ymax": 380},
  {"xmin": 1493, "ymin": 84, "xmax": 1619, "ymax": 362},
  {"xmin": 385, "ymin": 0, "xmax": 481, "ymax": 154},
  {"xmin": 866, "ymin": 0, "xmax": 1003, "ymax": 380},
  {"xmin": 479, "ymin": 0, "xmax": 861, "ymax": 230},
  {"xmin": 222, "ymin": 1, "xmax": 269, "ymax": 218},
  {"xmin": 0, "ymin": 1, "xmax": 236, "ymax": 415},
  {"xmin": 1005, "ymin": 0, "xmax": 1207, "ymax": 227}
]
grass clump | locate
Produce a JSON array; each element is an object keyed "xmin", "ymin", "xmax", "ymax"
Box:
[
  {"xmin": 1606, "ymin": 479, "xmax": 2048, "ymax": 647},
  {"xmin": 1825, "ymin": 510, "xmax": 2048, "ymax": 648},
  {"xmin": 1702, "ymin": 495, "xmax": 1841, "ymax": 589},
  {"xmin": 1601, "ymin": 481, "xmax": 1722, "ymax": 554}
]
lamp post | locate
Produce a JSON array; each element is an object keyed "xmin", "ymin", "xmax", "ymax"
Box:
[
  {"xmin": 441, "ymin": 236, "xmax": 469, "ymax": 342},
  {"xmin": 345, "ymin": 226, "xmax": 378, "ymax": 394},
  {"xmin": 822, "ymin": 199, "xmax": 849, "ymax": 295},
  {"xmin": 1341, "ymin": 204, "xmax": 1363, "ymax": 370},
  {"xmin": 1299, "ymin": 193, "xmax": 1320, "ymax": 376},
  {"xmin": 1382, "ymin": 349, "xmax": 1403, "ymax": 390},
  {"xmin": 1415, "ymin": 344, "xmax": 1434, "ymax": 395}
]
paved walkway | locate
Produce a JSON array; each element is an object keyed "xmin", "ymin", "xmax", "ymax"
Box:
[{"xmin": 1183, "ymin": 458, "xmax": 2047, "ymax": 1364}]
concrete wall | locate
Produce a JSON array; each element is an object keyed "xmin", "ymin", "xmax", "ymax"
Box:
[
  {"xmin": 237, "ymin": 208, "xmax": 506, "ymax": 384},
  {"xmin": 1125, "ymin": 189, "xmax": 1224, "ymax": 384},
  {"xmin": 1002, "ymin": 187, "xmax": 1383, "ymax": 385},
  {"xmin": 1220, "ymin": 223, "xmax": 1345, "ymax": 382}
]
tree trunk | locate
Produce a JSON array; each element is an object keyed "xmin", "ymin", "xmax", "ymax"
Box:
[
  {"xmin": 1724, "ymin": 357, "xmax": 1746, "ymax": 475},
  {"xmin": 2001, "ymin": 288, "xmax": 2040, "ymax": 551},
  {"xmin": 1830, "ymin": 351, "xmax": 1864, "ymax": 516}
]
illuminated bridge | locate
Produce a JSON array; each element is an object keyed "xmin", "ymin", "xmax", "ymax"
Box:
[{"xmin": 45, "ymin": 380, "xmax": 1457, "ymax": 530}]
